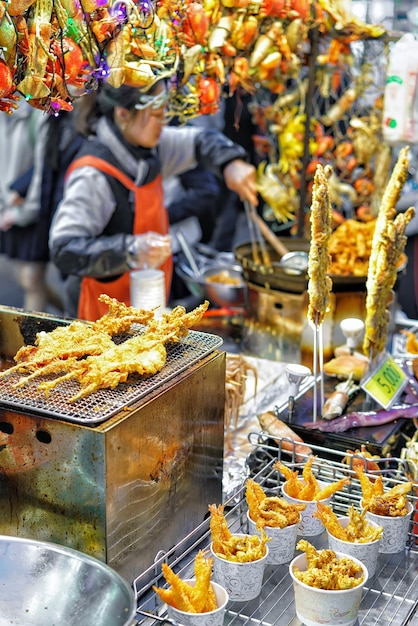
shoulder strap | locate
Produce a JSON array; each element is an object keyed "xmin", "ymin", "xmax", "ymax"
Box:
[{"xmin": 65, "ymin": 155, "xmax": 137, "ymax": 192}]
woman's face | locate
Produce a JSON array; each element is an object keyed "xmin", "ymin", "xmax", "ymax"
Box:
[{"xmin": 115, "ymin": 83, "xmax": 167, "ymax": 148}]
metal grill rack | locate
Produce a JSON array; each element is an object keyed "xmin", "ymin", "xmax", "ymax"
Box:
[
  {"xmin": 0, "ymin": 330, "xmax": 223, "ymax": 425},
  {"xmin": 132, "ymin": 438, "xmax": 418, "ymax": 626}
]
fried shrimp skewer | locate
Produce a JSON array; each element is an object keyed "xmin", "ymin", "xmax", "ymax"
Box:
[
  {"xmin": 9, "ymin": 299, "xmax": 209, "ymax": 401},
  {"xmin": 363, "ymin": 147, "xmax": 413, "ymax": 359},
  {"xmin": 307, "ymin": 164, "xmax": 334, "ymax": 327},
  {"xmin": 307, "ymin": 164, "xmax": 334, "ymax": 418}
]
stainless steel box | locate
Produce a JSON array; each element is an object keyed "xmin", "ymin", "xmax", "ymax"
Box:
[{"xmin": 0, "ymin": 307, "xmax": 225, "ymax": 583}]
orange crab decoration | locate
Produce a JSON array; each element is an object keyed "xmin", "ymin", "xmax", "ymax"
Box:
[
  {"xmin": 182, "ymin": 2, "xmax": 210, "ymax": 47},
  {"xmin": 198, "ymin": 75, "xmax": 221, "ymax": 114},
  {"xmin": 0, "ymin": 59, "xmax": 20, "ymax": 114}
]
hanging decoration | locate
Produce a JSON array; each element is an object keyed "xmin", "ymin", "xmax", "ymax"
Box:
[{"xmin": 0, "ymin": 0, "xmax": 386, "ymax": 116}]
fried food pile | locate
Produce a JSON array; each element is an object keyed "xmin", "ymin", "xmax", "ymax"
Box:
[
  {"xmin": 153, "ymin": 550, "xmax": 217, "ymax": 613},
  {"xmin": 209, "ymin": 503, "xmax": 269, "ymax": 562},
  {"xmin": 293, "ymin": 540, "xmax": 365, "ymax": 590},
  {"xmin": 245, "ymin": 478, "xmax": 305, "ymax": 529},
  {"xmin": 355, "ymin": 466, "xmax": 412, "ymax": 516},
  {"xmin": 1, "ymin": 295, "xmax": 209, "ymax": 402},
  {"xmin": 314, "ymin": 502, "xmax": 383, "ymax": 543},
  {"xmin": 274, "ymin": 457, "xmax": 350, "ymax": 501},
  {"xmin": 206, "ymin": 270, "xmax": 242, "ymax": 286},
  {"xmin": 307, "ymin": 164, "xmax": 334, "ymax": 327},
  {"xmin": 328, "ymin": 218, "xmax": 376, "ymax": 276}
]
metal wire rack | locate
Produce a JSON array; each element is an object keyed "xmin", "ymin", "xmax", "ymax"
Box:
[
  {"xmin": 0, "ymin": 330, "xmax": 223, "ymax": 425},
  {"xmin": 132, "ymin": 437, "xmax": 418, "ymax": 626}
]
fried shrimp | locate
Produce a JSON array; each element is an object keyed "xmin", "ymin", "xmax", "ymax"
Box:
[
  {"xmin": 246, "ymin": 479, "xmax": 305, "ymax": 529},
  {"xmin": 275, "ymin": 457, "xmax": 350, "ymax": 501},
  {"xmin": 209, "ymin": 502, "xmax": 270, "ymax": 561},
  {"xmin": 153, "ymin": 550, "xmax": 217, "ymax": 613}
]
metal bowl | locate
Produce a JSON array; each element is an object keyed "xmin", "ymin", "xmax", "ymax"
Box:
[
  {"xmin": 0, "ymin": 535, "xmax": 136, "ymax": 626},
  {"xmin": 201, "ymin": 265, "xmax": 246, "ymax": 307},
  {"xmin": 174, "ymin": 262, "xmax": 246, "ymax": 307}
]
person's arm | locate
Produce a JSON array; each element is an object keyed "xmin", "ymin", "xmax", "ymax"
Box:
[{"xmin": 160, "ymin": 126, "xmax": 258, "ymax": 206}]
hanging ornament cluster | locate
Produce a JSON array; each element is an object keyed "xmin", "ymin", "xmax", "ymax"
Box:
[{"xmin": 0, "ymin": 0, "xmax": 386, "ymax": 116}]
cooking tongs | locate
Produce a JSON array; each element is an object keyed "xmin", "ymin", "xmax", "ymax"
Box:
[{"xmin": 243, "ymin": 200, "xmax": 271, "ymax": 266}]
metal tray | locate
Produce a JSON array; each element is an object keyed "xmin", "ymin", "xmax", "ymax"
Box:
[
  {"xmin": 0, "ymin": 330, "xmax": 223, "ymax": 425},
  {"xmin": 132, "ymin": 439, "xmax": 418, "ymax": 626}
]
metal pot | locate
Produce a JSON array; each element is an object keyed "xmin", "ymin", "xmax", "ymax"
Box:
[
  {"xmin": 234, "ymin": 239, "xmax": 369, "ymax": 294},
  {"xmin": 0, "ymin": 535, "xmax": 136, "ymax": 626},
  {"xmin": 175, "ymin": 258, "xmax": 246, "ymax": 307}
]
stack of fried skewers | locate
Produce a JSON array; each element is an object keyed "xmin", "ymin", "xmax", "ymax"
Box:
[{"xmin": 307, "ymin": 148, "xmax": 414, "ymax": 418}]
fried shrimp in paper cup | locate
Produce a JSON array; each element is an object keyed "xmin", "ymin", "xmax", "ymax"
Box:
[
  {"xmin": 166, "ymin": 580, "xmax": 229, "ymax": 626},
  {"xmin": 211, "ymin": 534, "xmax": 268, "ymax": 602},
  {"xmin": 276, "ymin": 458, "xmax": 350, "ymax": 536},
  {"xmin": 290, "ymin": 541, "xmax": 368, "ymax": 626},
  {"xmin": 245, "ymin": 479, "xmax": 303, "ymax": 564}
]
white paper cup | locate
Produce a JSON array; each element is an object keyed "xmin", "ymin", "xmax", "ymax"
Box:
[
  {"xmin": 166, "ymin": 579, "xmax": 229, "ymax": 626},
  {"xmin": 247, "ymin": 510, "xmax": 298, "ymax": 565},
  {"xmin": 326, "ymin": 516, "xmax": 382, "ymax": 577},
  {"xmin": 211, "ymin": 535, "xmax": 268, "ymax": 602},
  {"xmin": 130, "ymin": 269, "xmax": 166, "ymax": 313},
  {"xmin": 282, "ymin": 479, "xmax": 332, "ymax": 536},
  {"xmin": 365, "ymin": 501, "xmax": 413, "ymax": 554},
  {"xmin": 289, "ymin": 551, "xmax": 368, "ymax": 626}
]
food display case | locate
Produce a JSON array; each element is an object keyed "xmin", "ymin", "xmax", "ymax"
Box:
[
  {"xmin": 0, "ymin": 305, "xmax": 225, "ymax": 583},
  {"xmin": 133, "ymin": 439, "xmax": 418, "ymax": 626}
]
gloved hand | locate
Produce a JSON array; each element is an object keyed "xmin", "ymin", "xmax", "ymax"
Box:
[
  {"xmin": 0, "ymin": 207, "xmax": 19, "ymax": 231},
  {"xmin": 128, "ymin": 232, "xmax": 172, "ymax": 269},
  {"xmin": 223, "ymin": 159, "xmax": 258, "ymax": 207}
]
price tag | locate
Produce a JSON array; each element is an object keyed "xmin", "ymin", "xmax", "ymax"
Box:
[{"xmin": 361, "ymin": 354, "xmax": 408, "ymax": 409}]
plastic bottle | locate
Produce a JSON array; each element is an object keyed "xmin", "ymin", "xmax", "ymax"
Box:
[{"xmin": 382, "ymin": 33, "xmax": 418, "ymax": 145}]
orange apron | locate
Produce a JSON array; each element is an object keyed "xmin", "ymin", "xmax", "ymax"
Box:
[{"xmin": 65, "ymin": 156, "xmax": 172, "ymax": 321}]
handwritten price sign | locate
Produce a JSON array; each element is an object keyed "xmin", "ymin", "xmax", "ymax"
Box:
[{"xmin": 362, "ymin": 355, "xmax": 408, "ymax": 408}]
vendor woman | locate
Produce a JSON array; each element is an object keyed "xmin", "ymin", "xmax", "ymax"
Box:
[{"xmin": 48, "ymin": 80, "xmax": 258, "ymax": 321}]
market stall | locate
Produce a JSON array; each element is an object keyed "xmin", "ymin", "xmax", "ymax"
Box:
[{"xmin": 0, "ymin": 0, "xmax": 417, "ymax": 624}]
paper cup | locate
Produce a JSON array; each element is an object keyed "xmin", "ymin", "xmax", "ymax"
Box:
[
  {"xmin": 326, "ymin": 516, "xmax": 382, "ymax": 578},
  {"xmin": 130, "ymin": 269, "xmax": 166, "ymax": 313},
  {"xmin": 166, "ymin": 579, "xmax": 229, "ymax": 626},
  {"xmin": 289, "ymin": 551, "xmax": 368, "ymax": 626},
  {"xmin": 282, "ymin": 479, "xmax": 332, "ymax": 536},
  {"xmin": 211, "ymin": 535, "xmax": 268, "ymax": 602},
  {"xmin": 365, "ymin": 501, "xmax": 413, "ymax": 554},
  {"xmin": 247, "ymin": 510, "xmax": 298, "ymax": 565}
]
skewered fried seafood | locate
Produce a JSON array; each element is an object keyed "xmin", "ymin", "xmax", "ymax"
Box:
[
  {"xmin": 314, "ymin": 502, "xmax": 383, "ymax": 543},
  {"xmin": 307, "ymin": 164, "xmax": 333, "ymax": 326},
  {"xmin": 209, "ymin": 503, "xmax": 270, "ymax": 562},
  {"xmin": 293, "ymin": 540, "xmax": 365, "ymax": 590},
  {"xmin": 245, "ymin": 478, "xmax": 305, "ymax": 529},
  {"xmin": 153, "ymin": 550, "xmax": 217, "ymax": 613},
  {"xmin": 7, "ymin": 297, "xmax": 209, "ymax": 401},
  {"xmin": 363, "ymin": 147, "xmax": 415, "ymax": 358}
]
